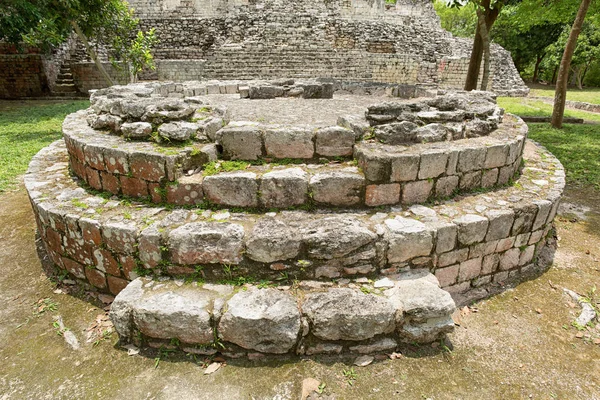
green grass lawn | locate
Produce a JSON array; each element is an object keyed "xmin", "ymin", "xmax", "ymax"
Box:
[
  {"xmin": 498, "ymin": 97, "xmax": 600, "ymax": 123},
  {"xmin": 0, "ymin": 100, "xmax": 89, "ymax": 192},
  {"xmin": 528, "ymin": 124, "xmax": 600, "ymax": 191},
  {"xmin": 528, "ymin": 86, "xmax": 600, "ymax": 105}
]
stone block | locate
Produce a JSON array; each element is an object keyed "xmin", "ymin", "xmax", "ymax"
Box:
[
  {"xmin": 458, "ymin": 147, "xmax": 486, "ymax": 172},
  {"xmin": 219, "ymin": 288, "xmax": 301, "ymax": 353},
  {"xmin": 374, "ymin": 121, "xmax": 418, "ymax": 144},
  {"xmin": 385, "ymin": 217, "xmax": 433, "ymax": 263},
  {"xmin": 302, "ymin": 288, "xmax": 395, "ymax": 341},
  {"xmin": 532, "ymin": 200, "xmax": 553, "ymax": 231},
  {"xmin": 63, "ymin": 257, "xmax": 85, "ymax": 279},
  {"xmin": 499, "ymin": 248, "xmax": 520, "ymax": 271},
  {"xmin": 484, "ymin": 144, "xmax": 509, "ymax": 168},
  {"xmin": 415, "ymin": 123, "xmax": 451, "ymax": 143},
  {"xmin": 83, "ymin": 144, "xmax": 106, "ymax": 171},
  {"xmin": 102, "ymin": 221, "xmax": 138, "ymax": 254},
  {"xmin": 120, "ymin": 176, "xmax": 148, "ymax": 198},
  {"xmin": 107, "ymin": 275, "xmax": 129, "ymax": 295},
  {"xmin": 168, "ymin": 222, "xmax": 245, "ymax": 265},
  {"xmin": 309, "ymin": 170, "xmax": 364, "ymax": 206},
  {"xmin": 458, "ymin": 258, "xmax": 482, "ymax": 282},
  {"xmin": 485, "ymin": 209, "xmax": 515, "ymax": 241},
  {"xmin": 418, "ymin": 150, "xmax": 448, "ymax": 179},
  {"xmin": 218, "ymin": 125, "xmax": 263, "ymax": 161},
  {"xmin": 93, "ymin": 248, "xmax": 121, "ymax": 276},
  {"xmin": 459, "ymin": 170, "xmax": 482, "ymax": 190},
  {"xmin": 437, "ymin": 248, "xmax": 469, "ymax": 267},
  {"xmin": 158, "ymin": 121, "xmax": 198, "ymax": 141},
  {"xmin": 259, "ymin": 168, "xmax": 309, "ymax": 208},
  {"xmin": 481, "ymin": 168, "xmax": 499, "ymax": 188},
  {"xmin": 435, "ymin": 175, "xmax": 459, "ymax": 197},
  {"xmin": 246, "ymin": 218, "xmax": 301, "ymax": 263},
  {"xmin": 401, "ymin": 180, "xmax": 433, "ymax": 204},
  {"xmin": 435, "ymin": 264, "xmax": 459, "ymax": 287},
  {"xmin": 519, "ymin": 245, "xmax": 535, "ymax": 266},
  {"xmin": 130, "ymin": 153, "xmax": 166, "ymax": 182},
  {"xmin": 264, "ymin": 127, "xmax": 314, "ymax": 159},
  {"xmin": 453, "ymin": 214, "xmax": 489, "ymax": 245},
  {"xmin": 315, "ymin": 126, "xmax": 355, "ymax": 157},
  {"xmin": 348, "ymin": 338, "xmax": 398, "ymax": 354},
  {"xmin": 138, "ymin": 225, "xmax": 162, "ymax": 269},
  {"xmin": 86, "ymin": 168, "xmax": 102, "ymax": 190},
  {"xmin": 365, "ymin": 184, "xmax": 400, "ymax": 206},
  {"xmin": 354, "ymin": 144, "xmax": 391, "ymax": 182},
  {"xmin": 390, "ymin": 153, "xmax": 420, "ymax": 182},
  {"xmin": 100, "ymin": 171, "xmax": 120, "ymax": 194},
  {"xmin": 203, "ymin": 171, "xmax": 258, "ymax": 207},
  {"xmin": 481, "ymin": 253, "xmax": 500, "ymax": 274},
  {"xmin": 431, "ymin": 221, "xmax": 458, "ymax": 254},
  {"xmin": 121, "ymin": 122, "xmax": 152, "ymax": 139},
  {"xmin": 166, "ymin": 175, "xmax": 204, "ymax": 205},
  {"xmin": 389, "ymin": 276, "xmax": 456, "ymax": 320}
]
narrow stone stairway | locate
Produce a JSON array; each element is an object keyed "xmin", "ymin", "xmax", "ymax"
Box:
[{"xmin": 52, "ymin": 64, "xmax": 80, "ymax": 97}]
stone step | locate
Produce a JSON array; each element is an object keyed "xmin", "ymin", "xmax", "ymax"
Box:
[
  {"xmin": 25, "ymin": 139, "xmax": 564, "ymax": 304},
  {"xmin": 57, "ymin": 73, "xmax": 73, "ymax": 80},
  {"xmin": 109, "ymin": 271, "xmax": 457, "ymax": 356},
  {"xmin": 53, "ymin": 83, "xmax": 78, "ymax": 93}
]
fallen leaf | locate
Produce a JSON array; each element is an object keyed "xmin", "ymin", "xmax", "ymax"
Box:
[
  {"xmin": 389, "ymin": 352, "xmax": 402, "ymax": 360},
  {"xmin": 213, "ymin": 356, "xmax": 226, "ymax": 363},
  {"xmin": 204, "ymin": 362, "xmax": 222, "ymax": 375},
  {"xmin": 535, "ymin": 309, "xmax": 543, "ymax": 314},
  {"xmin": 124, "ymin": 344, "xmax": 140, "ymax": 356},
  {"xmin": 354, "ymin": 355, "xmax": 374, "ymax": 367},
  {"xmin": 301, "ymin": 378, "xmax": 321, "ymax": 400},
  {"xmin": 576, "ymin": 332, "xmax": 584, "ymax": 338}
]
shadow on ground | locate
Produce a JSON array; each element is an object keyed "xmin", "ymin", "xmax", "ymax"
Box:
[{"xmin": 1, "ymin": 183, "xmax": 599, "ymax": 399}]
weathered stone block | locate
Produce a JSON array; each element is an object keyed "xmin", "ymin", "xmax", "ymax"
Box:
[
  {"xmin": 435, "ymin": 264, "xmax": 459, "ymax": 287},
  {"xmin": 102, "ymin": 221, "xmax": 138, "ymax": 254},
  {"xmin": 458, "ymin": 257, "xmax": 482, "ymax": 282},
  {"xmin": 458, "ymin": 147, "xmax": 486, "ymax": 172},
  {"xmin": 246, "ymin": 218, "xmax": 301, "ymax": 263},
  {"xmin": 218, "ymin": 125, "xmax": 263, "ymax": 160},
  {"xmin": 354, "ymin": 144, "xmax": 391, "ymax": 182},
  {"xmin": 390, "ymin": 153, "xmax": 420, "ymax": 182},
  {"xmin": 302, "ymin": 216, "xmax": 377, "ymax": 259},
  {"xmin": 138, "ymin": 225, "xmax": 162, "ymax": 269},
  {"xmin": 485, "ymin": 209, "xmax": 515, "ymax": 241},
  {"xmin": 365, "ymin": 184, "xmax": 400, "ymax": 206},
  {"xmin": 85, "ymin": 267, "xmax": 107, "ymax": 289},
  {"xmin": 418, "ymin": 150, "xmax": 449, "ymax": 179},
  {"xmin": 302, "ymin": 288, "xmax": 395, "ymax": 341},
  {"xmin": 315, "ymin": 126, "xmax": 355, "ymax": 157},
  {"xmin": 481, "ymin": 253, "xmax": 500, "ymax": 275},
  {"xmin": 219, "ymin": 288, "xmax": 301, "ymax": 353},
  {"xmin": 484, "ymin": 144, "xmax": 509, "ymax": 168},
  {"xmin": 259, "ymin": 168, "xmax": 308, "ymax": 208},
  {"xmin": 168, "ymin": 222, "xmax": 244, "ymax": 265},
  {"xmin": 203, "ymin": 171, "xmax": 258, "ymax": 207},
  {"xmin": 481, "ymin": 168, "xmax": 499, "ymax": 188},
  {"xmin": 499, "ymin": 248, "xmax": 520, "ymax": 271},
  {"xmin": 374, "ymin": 121, "xmax": 418, "ymax": 144},
  {"xmin": 166, "ymin": 175, "xmax": 204, "ymax": 205},
  {"xmin": 264, "ymin": 127, "xmax": 314, "ymax": 159},
  {"xmin": 121, "ymin": 122, "xmax": 152, "ymax": 139},
  {"xmin": 435, "ymin": 175, "xmax": 459, "ymax": 197},
  {"xmin": 130, "ymin": 152, "xmax": 166, "ymax": 182},
  {"xmin": 385, "ymin": 217, "xmax": 433, "ymax": 263},
  {"xmin": 309, "ymin": 170, "xmax": 364, "ymax": 206},
  {"xmin": 453, "ymin": 214, "xmax": 489, "ymax": 245},
  {"xmin": 459, "ymin": 170, "xmax": 482, "ymax": 190},
  {"xmin": 158, "ymin": 121, "xmax": 198, "ymax": 141},
  {"xmin": 401, "ymin": 180, "xmax": 433, "ymax": 204},
  {"xmin": 120, "ymin": 176, "xmax": 148, "ymax": 198}
]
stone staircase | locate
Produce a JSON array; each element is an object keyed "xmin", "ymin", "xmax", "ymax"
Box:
[
  {"xmin": 25, "ymin": 81, "xmax": 565, "ymax": 359},
  {"xmin": 52, "ymin": 64, "xmax": 80, "ymax": 97}
]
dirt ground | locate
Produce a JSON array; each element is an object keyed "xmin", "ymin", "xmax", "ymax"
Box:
[{"xmin": 0, "ymin": 182, "xmax": 599, "ymax": 400}]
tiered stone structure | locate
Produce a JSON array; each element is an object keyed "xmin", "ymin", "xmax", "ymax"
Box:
[
  {"xmin": 26, "ymin": 81, "xmax": 562, "ymax": 358},
  {"xmin": 0, "ymin": 0, "xmax": 529, "ymax": 98}
]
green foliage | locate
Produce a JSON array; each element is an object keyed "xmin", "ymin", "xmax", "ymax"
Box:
[
  {"xmin": 202, "ymin": 160, "xmax": 251, "ymax": 176},
  {"xmin": 434, "ymin": 0, "xmax": 477, "ymax": 38},
  {"xmin": 0, "ymin": 100, "xmax": 89, "ymax": 192}
]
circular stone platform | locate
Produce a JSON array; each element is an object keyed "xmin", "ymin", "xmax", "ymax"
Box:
[{"xmin": 26, "ymin": 80, "xmax": 564, "ymax": 358}]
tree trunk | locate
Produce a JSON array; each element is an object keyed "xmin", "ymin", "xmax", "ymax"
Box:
[
  {"xmin": 551, "ymin": 0, "xmax": 592, "ymax": 128},
  {"xmin": 533, "ymin": 54, "xmax": 544, "ymax": 83},
  {"xmin": 551, "ymin": 65, "xmax": 559, "ymax": 84},
  {"xmin": 465, "ymin": 23, "xmax": 484, "ymax": 91},
  {"xmin": 71, "ymin": 21, "xmax": 115, "ymax": 87},
  {"xmin": 465, "ymin": 0, "xmax": 500, "ymax": 91},
  {"xmin": 477, "ymin": 8, "xmax": 491, "ymax": 91}
]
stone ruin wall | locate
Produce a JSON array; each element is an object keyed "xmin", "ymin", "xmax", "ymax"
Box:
[{"xmin": 2, "ymin": 0, "xmax": 527, "ymax": 98}]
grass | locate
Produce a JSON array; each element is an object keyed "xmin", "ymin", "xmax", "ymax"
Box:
[
  {"xmin": 498, "ymin": 97, "xmax": 600, "ymax": 123},
  {"xmin": 528, "ymin": 86, "xmax": 600, "ymax": 105},
  {"xmin": 0, "ymin": 100, "xmax": 89, "ymax": 192},
  {"xmin": 528, "ymin": 123, "xmax": 600, "ymax": 191}
]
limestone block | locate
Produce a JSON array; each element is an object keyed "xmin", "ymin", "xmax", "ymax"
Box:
[
  {"xmin": 374, "ymin": 121, "xmax": 418, "ymax": 144},
  {"xmin": 121, "ymin": 122, "xmax": 152, "ymax": 139},
  {"xmin": 264, "ymin": 127, "xmax": 314, "ymax": 159},
  {"xmin": 158, "ymin": 121, "xmax": 198, "ymax": 141},
  {"xmin": 259, "ymin": 168, "xmax": 309, "ymax": 208},
  {"xmin": 385, "ymin": 217, "xmax": 433, "ymax": 263},
  {"xmin": 301, "ymin": 216, "xmax": 377, "ymax": 259},
  {"xmin": 354, "ymin": 144, "xmax": 391, "ymax": 182},
  {"xmin": 401, "ymin": 180, "xmax": 433, "ymax": 204},
  {"xmin": 315, "ymin": 126, "xmax": 355, "ymax": 157},
  {"xmin": 168, "ymin": 222, "xmax": 245, "ymax": 265},
  {"xmin": 453, "ymin": 214, "xmax": 489, "ymax": 245},
  {"xmin": 101, "ymin": 221, "xmax": 138, "ymax": 254},
  {"xmin": 458, "ymin": 147, "xmax": 486, "ymax": 172},
  {"xmin": 418, "ymin": 150, "xmax": 449, "ymax": 179},
  {"xmin": 202, "ymin": 171, "xmax": 258, "ymax": 207},
  {"xmin": 309, "ymin": 170, "xmax": 364, "ymax": 206},
  {"xmin": 484, "ymin": 144, "xmax": 509, "ymax": 168},
  {"xmin": 246, "ymin": 218, "xmax": 301, "ymax": 263},
  {"xmin": 219, "ymin": 288, "xmax": 301, "ymax": 353},
  {"xmin": 485, "ymin": 209, "xmax": 515, "ymax": 241},
  {"xmin": 435, "ymin": 175, "xmax": 459, "ymax": 197},
  {"xmin": 302, "ymin": 288, "xmax": 395, "ymax": 341},
  {"xmin": 365, "ymin": 184, "xmax": 400, "ymax": 206},
  {"xmin": 415, "ymin": 123, "xmax": 451, "ymax": 143},
  {"xmin": 390, "ymin": 153, "xmax": 420, "ymax": 182},
  {"xmin": 458, "ymin": 257, "xmax": 482, "ymax": 281},
  {"xmin": 218, "ymin": 125, "xmax": 263, "ymax": 161}
]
